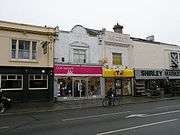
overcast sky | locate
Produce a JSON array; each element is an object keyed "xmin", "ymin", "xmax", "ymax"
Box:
[{"xmin": 1, "ymin": 0, "xmax": 180, "ymax": 45}]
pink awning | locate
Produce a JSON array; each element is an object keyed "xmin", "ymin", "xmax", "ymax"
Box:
[{"xmin": 54, "ymin": 65, "xmax": 102, "ymax": 76}]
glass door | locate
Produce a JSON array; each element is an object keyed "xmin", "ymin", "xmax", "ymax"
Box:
[
  {"xmin": 73, "ymin": 78, "xmax": 87, "ymax": 97},
  {"xmin": 115, "ymin": 79, "xmax": 122, "ymax": 96}
]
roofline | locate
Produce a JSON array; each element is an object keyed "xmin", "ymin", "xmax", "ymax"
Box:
[
  {"xmin": 130, "ymin": 37, "xmax": 179, "ymax": 47},
  {"xmin": 0, "ymin": 20, "xmax": 55, "ymax": 36},
  {"xmin": 0, "ymin": 20, "xmax": 54, "ymax": 29}
]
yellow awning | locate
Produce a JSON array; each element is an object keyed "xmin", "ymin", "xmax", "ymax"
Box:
[{"xmin": 103, "ymin": 68, "xmax": 134, "ymax": 77}]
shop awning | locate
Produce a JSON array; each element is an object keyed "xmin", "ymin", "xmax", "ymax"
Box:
[
  {"xmin": 54, "ymin": 65, "xmax": 102, "ymax": 76},
  {"xmin": 103, "ymin": 68, "xmax": 134, "ymax": 77}
]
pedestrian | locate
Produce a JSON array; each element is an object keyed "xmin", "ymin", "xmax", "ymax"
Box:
[{"xmin": 0, "ymin": 88, "xmax": 5, "ymax": 113}]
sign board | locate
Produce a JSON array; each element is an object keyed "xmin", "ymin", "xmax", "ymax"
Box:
[
  {"xmin": 54, "ymin": 65, "xmax": 102, "ymax": 76},
  {"xmin": 135, "ymin": 70, "xmax": 180, "ymax": 79}
]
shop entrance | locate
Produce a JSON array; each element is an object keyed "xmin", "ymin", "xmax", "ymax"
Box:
[
  {"xmin": 114, "ymin": 79, "xmax": 122, "ymax": 96},
  {"xmin": 73, "ymin": 78, "xmax": 88, "ymax": 97}
]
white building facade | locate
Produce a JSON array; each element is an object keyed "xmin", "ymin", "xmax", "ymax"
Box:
[{"xmin": 54, "ymin": 25, "xmax": 104, "ymax": 100}]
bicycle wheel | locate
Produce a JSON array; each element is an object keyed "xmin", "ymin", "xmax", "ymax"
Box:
[
  {"xmin": 102, "ymin": 98, "xmax": 109, "ymax": 107},
  {"xmin": 113, "ymin": 97, "xmax": 120, "ymax": 106}
]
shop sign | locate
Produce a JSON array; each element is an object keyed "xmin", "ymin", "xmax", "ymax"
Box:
[
  {"xmin": 135, "ymin": 70, "xmax": 180, "ymax": 79},
  {"xmin": 54, "ymin": 65, "xmax": 102, "ymax": 76},
  {"xmin": 165, "ymin": 70, "xmax": 180, "ymax": 79},
  {"xmin": 135, "ymin": 70, "xmax": 165, "ymax": 79},
  {"xmin": 103, "ymin": 69, "xmax": 134, "ymax": 77}
]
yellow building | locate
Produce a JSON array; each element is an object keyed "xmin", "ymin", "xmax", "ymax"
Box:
[{"xmin": 0, "ymin": 20, "xmax": 56, "ymax": 102}]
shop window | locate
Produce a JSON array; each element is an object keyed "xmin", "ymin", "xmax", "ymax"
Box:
[
  {"xmin": 88, "ymin": 77, "xmax": 100, "ymax": 97},
  {"xmin": 1, "ymin": 75, "xmax": 23, "ymax": 90},
  {"xmin": 112, "ymin": 53, "xmax": 122, "ymax": 65},
  {"xmin": 73, "ymin": 49, "xmax": 86, "ymax": 64},
  {"xmin": 29, "ymin": 75, "xmax": 48, "ymax": 89},
  {"xmin": 57, "ymin": 77, "xmax": 72, "ymax": 97}
]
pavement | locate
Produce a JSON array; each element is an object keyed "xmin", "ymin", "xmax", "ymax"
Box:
[{"xmin": 1, "ymin": 95, "xmax": 180, "ymax": 116}]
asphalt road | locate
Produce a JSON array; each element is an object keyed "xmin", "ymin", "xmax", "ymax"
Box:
[{"xmin": 1, "ymin": 99, "xmax": 180, "ymax": 135}]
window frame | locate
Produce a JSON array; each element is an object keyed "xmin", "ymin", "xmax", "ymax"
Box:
[
  {"xmin": 0, "ymin": 74, "xmax": 23, "ymax": 90},
  {"xmin": 11, "ymin": 39, "xmax": 38, "ymax": 60},
  {"xmin": 73, "ymin": 49, "xmax": 86, "ymax": 64},
  {"xmin": 112, "ymin": 53, "xmax": 122, "ymax": 65},
  {"xmin": 29, "ymin": 74, "xmax": 48, "ymax": 90}
]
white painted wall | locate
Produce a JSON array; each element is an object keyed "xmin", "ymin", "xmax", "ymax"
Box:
[
  {"xmin": 55, "ymin": 25, "xmax": 101, "ymax": 64},
  {"xmin": 102, "ymin": 31, "xmax": 132, "ymax": 69}
]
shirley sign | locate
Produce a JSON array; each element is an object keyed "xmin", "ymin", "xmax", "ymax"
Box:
[{"xmin": 54, "ymin": 65, "xmax": 102, "ymax": 76}]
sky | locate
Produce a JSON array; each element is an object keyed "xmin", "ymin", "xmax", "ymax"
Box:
[{"xmin": 1, "ymin": 0, "xmax": 180, "ymax": 45}]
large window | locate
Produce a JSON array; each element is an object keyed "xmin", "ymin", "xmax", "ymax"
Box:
[
  {"xmin": 18, "ymin": 40, "xmax": 30, "ymax": 59},
  {"xmin": 11, "ymin": 39, "xmax": 37, "ymax": 60},
  {"xmin": 73, "ymin": 49, "xmax": 86, "ymax": 64},
  {"xmin": 1, "ymin": 75, "xmax": 23, "ymax": 90},
  {"xmin": 29, "ymin": 75, "xmax": 48, "ymax": 89},
  {"xmin": 112, "ymin": 53, "xmax": 122, "ymax": 65}
]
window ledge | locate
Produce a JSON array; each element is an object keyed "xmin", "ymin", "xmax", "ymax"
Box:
[{"xmin": 10, "ymin": 59, "xmax": 39, "ymax": 63}]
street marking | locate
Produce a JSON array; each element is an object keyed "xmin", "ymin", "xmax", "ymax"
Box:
[
  {"xmin": 126, "ymin": 114, "xmax": 146, "ymax": 118},
  {"xmin": 143, "ymin": 110, "xmax": 180, "ymax": 117},
  {"xmin": 0, "ymin": 126, "xmax": 9, "ymax": 130},
  {"xmin": 156, "ymin": 105, "xmax": 180, "ymax": 109},
  {"xmin": 96, "ymin": 119, "xmax": 178, "ymax": 135},
  {"xmin": 62, "ymin": 111, "xmax": 132, "ymax": 121},
  {"xmin": 126, "ymin": 109, "xmax": 180, "ymax": 119}
]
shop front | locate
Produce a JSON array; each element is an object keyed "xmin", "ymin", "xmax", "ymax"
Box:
[
  {"xmin": 103, "ymin": 68, "xmax": 134, "ymax": 96},
  {"xmin": 0, "ymin": 66, "xmax": 53, "ymax": 102},
  {"xmin": 54, "ymin": 65, "xmax": 103, "ymax": 100},
  {"xmin": 134, "ymin": 69, "xmax": 166, "ymax": 96},
  {"xmin": 165, "ymin": 70, "xmax": 180, "ymax": 96}
]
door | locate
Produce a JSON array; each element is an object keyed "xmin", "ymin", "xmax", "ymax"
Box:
[
  {"xmin": 115, "ymin": 79, "xmax": 122, "ymax": 96},
  {"xmin": 73, "ymin": 78, "xmax": 87, "ymax": 97}
]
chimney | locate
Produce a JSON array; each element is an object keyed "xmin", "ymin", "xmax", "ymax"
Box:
[
  {"xmin": 146, "ymin": 35, "xmax": 155, "ymax": 41},
  {"xmin": 113, "ymin": 23, "xmax": 123, "ymax": 34}
]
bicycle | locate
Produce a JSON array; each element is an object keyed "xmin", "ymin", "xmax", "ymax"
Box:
[{"xmin": 102, "ymin": 94, "xmax": 121, "ymax": 107}]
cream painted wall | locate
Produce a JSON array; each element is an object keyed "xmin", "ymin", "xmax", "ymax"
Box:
[
  {"xmin": 0, "ymin": 30, "xmax": 54, "ymax": 67},
  {"xmin": 132, "ymin": 40, "xmax": 180, "ymax": 69},
  {"xmin": 104, "ymin": 45, "xmax": 129, "ymax": 68}
]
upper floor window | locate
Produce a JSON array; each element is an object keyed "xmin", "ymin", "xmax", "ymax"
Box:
[
  {"xmin": 11, "ymin": 39, "xmax": 37, "ymax": 60},
  {"xmin": 18, "ymin": 40, "xmax": 30, "ymax": 59},
  {"xmin": 11, "ymin": 39, "xmax": 17, "ymax": 58},
  {"xmin": 73, "ymin": 49, "xmax": 86, "ymax": 64},
  {"xmin": 32, "ymin": 41, "xmax": 37, "ymax": 59},
  {"xmin": 170, "ymin": 52, "xmax": 180, "ymax": 69},
  {"xmin": 112, "ymin": 53, "xmax": 122, "ymax": 65}
]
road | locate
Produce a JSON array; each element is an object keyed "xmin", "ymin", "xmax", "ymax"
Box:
[{"xmin": 1, "ymin": 99, "xmax": 180, "ymax": 135}]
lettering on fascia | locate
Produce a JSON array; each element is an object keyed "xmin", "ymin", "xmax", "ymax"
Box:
[
  {"xmin": 105, "ymin": 33, "xmax": 130, "ymax": 44},
  {"xmin": 115, "ymin": 70, "xmax": 123, "ymax": 76},
  {"xmin": 141, "ymin": 70, "xmax": 163, "ymax": 76},
  {"xmin": 165, "ymin": 70, "xmax": 180, "ymax": 76}
]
